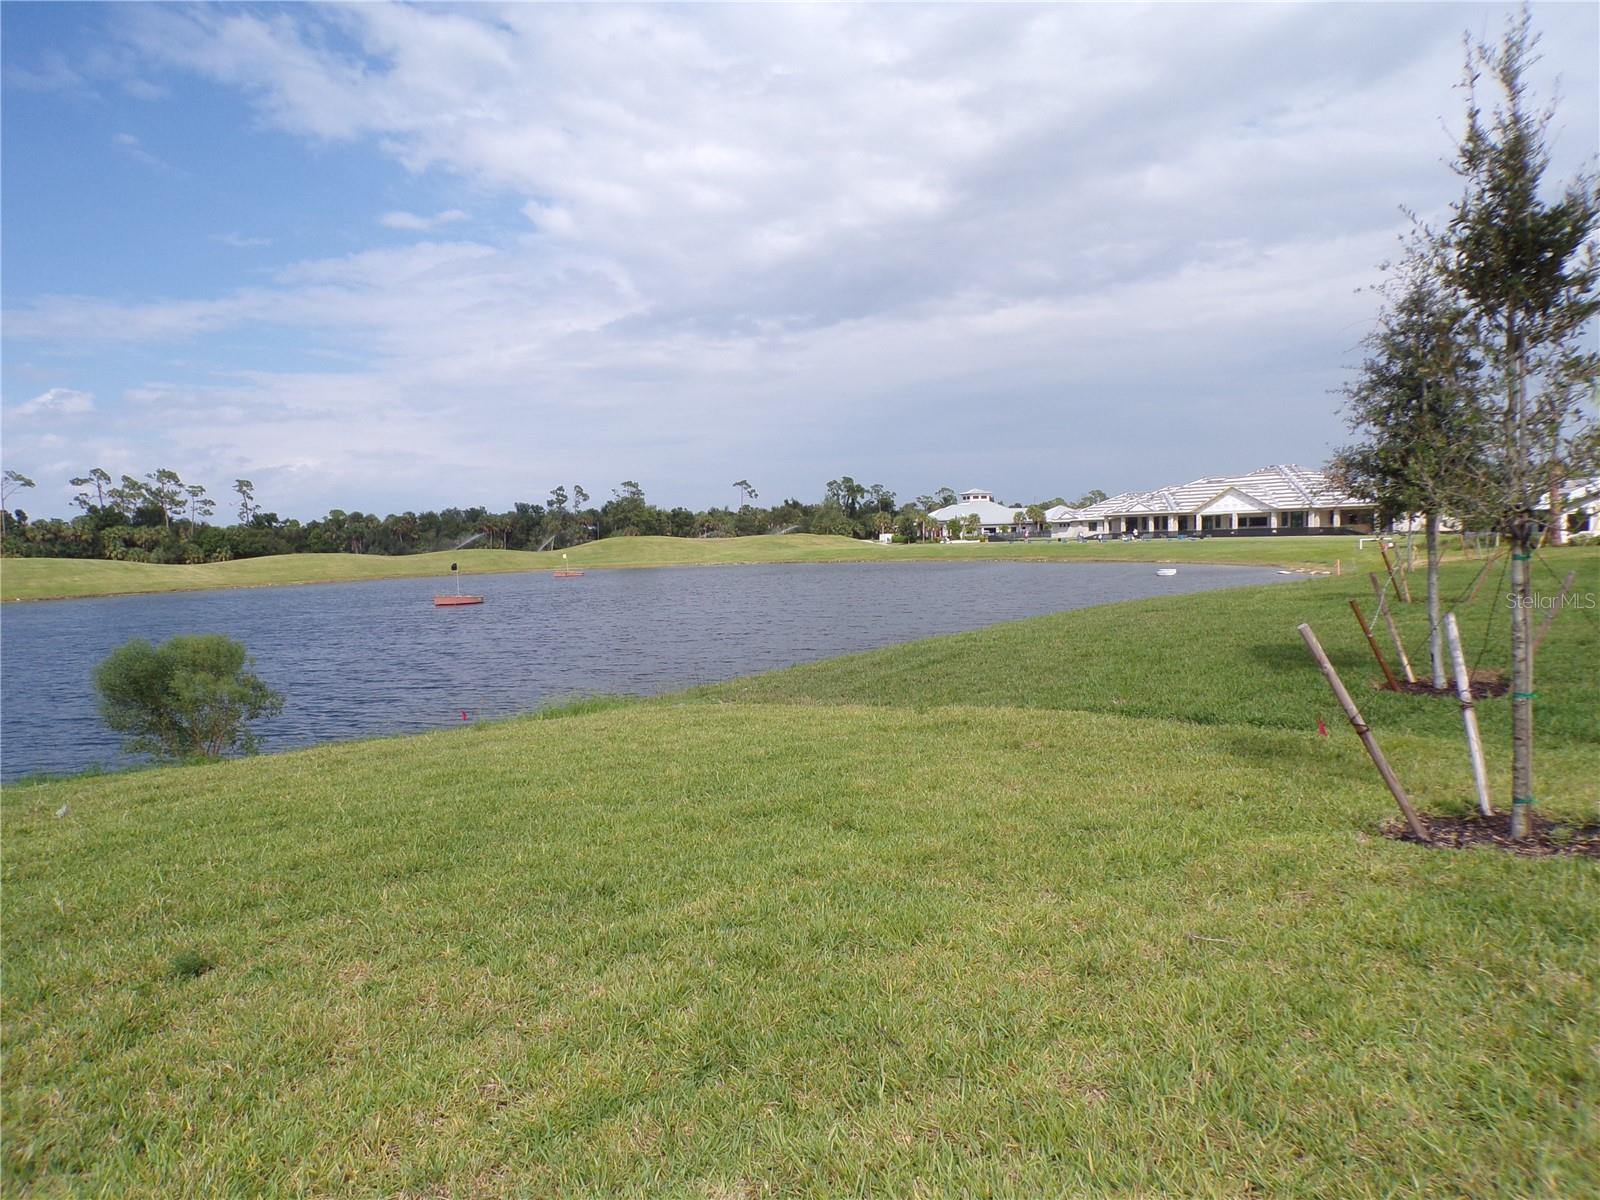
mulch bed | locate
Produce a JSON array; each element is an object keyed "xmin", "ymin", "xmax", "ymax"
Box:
[
  {"xmin": 1386, "ymin": 672, "xmax": 1509, "ymax": 700},
  {"xmin": 1384, "ymin": 811, "xmax": 1600, "ymax": 858}
]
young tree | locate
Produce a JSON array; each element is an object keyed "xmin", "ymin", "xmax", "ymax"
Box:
[
  {"xmin": 1442, "ymin": 8, "xmax": 1600, "ymax": 836},
  {"xmin": 1332, "ymin": 254, "xmax": 1486, "ymax": 688},
  {"xmin": 95, "ymin": 634, "xmax": 284, "ymax": 760}
]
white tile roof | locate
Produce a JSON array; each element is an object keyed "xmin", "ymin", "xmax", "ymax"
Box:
[
  {"xmin": 928, "ymin": 497, "xmax": 1027, "ymax": 526},
  {"xmin": 1069, "ymin": 466, "xmax": 1368, "ymax": 520}
]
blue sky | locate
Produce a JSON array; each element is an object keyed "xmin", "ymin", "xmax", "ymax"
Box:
[{"xmin": 3, "ymin": 2, "xmax": 1597, "ymax": 520}]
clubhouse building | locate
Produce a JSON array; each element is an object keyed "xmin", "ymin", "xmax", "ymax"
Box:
[{"xmin": 930, "ymin": 466, "xmax": 1376, "ymax": 540}]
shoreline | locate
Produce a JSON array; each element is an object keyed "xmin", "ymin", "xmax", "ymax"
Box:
[{"xmin": 0, "ymin": 534, "xmax": 1402, "ymax": 603}]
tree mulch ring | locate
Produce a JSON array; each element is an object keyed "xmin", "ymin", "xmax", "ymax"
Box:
[
  {"xmin": 1384, "ymin": 811, "xmax": 1600, "ymax": 858},
  {"xmin": 1386, "ymin": 672, "xmax": 1509, "ymax": 700}
]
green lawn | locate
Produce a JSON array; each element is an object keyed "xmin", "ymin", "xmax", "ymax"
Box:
[
  {"xmin": 3, "ymin": 548, "xmax": 1596, "ymax": 1197},
  {"xmin": 4, "ymin": 533, "xmax": 1399, "ymax": 602}
]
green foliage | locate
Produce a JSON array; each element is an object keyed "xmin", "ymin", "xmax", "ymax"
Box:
[
  {"xmin": 94, "ymin": 634, "xmax": 284, "ymax": 761},
  {"xmin": 1442, "ymin": 6, "xmax": 1600, "ymax": 520},
  {"xmin": 1333, "ymin": 256, "xmax": 1487, "ymax": 526}
]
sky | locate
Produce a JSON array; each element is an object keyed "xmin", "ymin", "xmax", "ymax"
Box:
[{"xmin": 3, "ymin": 2, "xmax": 1597, "ymax": 521}]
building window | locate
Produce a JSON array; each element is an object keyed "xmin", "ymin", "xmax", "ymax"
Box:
[
  {"xmin": 1238, "ymin": 514, "xmax": 1269, "ymax": 529},
  {"xmin": 1342, "ymin": 510, "xmax": 1376, "ymax": 531},
  {"xmin": 1281, "ymin": 510, "xmax": 1307, "ymax": 528}
]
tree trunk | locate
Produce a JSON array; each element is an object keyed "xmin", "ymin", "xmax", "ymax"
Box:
[
  {"xmin": 1509, "ymin": 528, "xmax": 1535, "ymax": 838},
  {"xmin": 1426, "ymin": 513, "xmax": 1444, "ymax": 688},
  {"xmin": 1508, "ymin": 323, "xmax": 1534, "ymax": 840},
  {"xmin": 1548, "ymin": 465, "xmax": 1565, "ymax": 546}
]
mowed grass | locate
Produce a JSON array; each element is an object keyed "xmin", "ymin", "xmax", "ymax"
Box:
[
  {"xmin": 4, "ymin": 533, "xmax": 1387, "ymax": 602},
  {"xmin": 3, "ymin": 548, "xmax": 1597, "ymax": 1197}
]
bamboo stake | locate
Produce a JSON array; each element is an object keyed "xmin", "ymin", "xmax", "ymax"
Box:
[
  {"xmin": 1443, "ymin": 612, "xmax": 1493, "ymax": 817},
  {"xmin": 1369, "ymin": 573, "xmax": 1416, "ymax": 683},
  {"xmin": 1298, "ymin": 623, "xmax": 1429, "ymax": 842},
  {"xmin": 1349, "ymin": 599, "xmax": 1401, "ymax": 692},
  {"xmin": 1378, "ymin": 541, "xmax": 1410, "ymax": 604},
  {"xmin": 1533, "ymin": 570, "xmax": 1578, "ymax": 654}
]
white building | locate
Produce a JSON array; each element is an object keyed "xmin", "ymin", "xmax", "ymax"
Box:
[
  {"xmin": 1046, "ymin": 465, "xmax": 1375, "ymax": 539},
  {"xmin": 1547, "ymin": 476, "xmax": 1600, "ymax": 542},
  {"xmin": 926, "ymin": 489, "xmax": 1034, "ymax": 539}
]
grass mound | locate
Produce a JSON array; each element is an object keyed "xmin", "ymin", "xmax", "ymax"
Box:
[{"xmin": 4, "ymin": 548, "xmax": 1596, "ymax": 1196}]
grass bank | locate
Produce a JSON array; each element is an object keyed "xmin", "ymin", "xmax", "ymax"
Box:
[
  {"xmin": 4, "ymin": 533, "xmax": 1390, "ymax": 602},
  {"xmin": 4, "ymin": 549, "xmax": 1597, "ymax": 1197}
]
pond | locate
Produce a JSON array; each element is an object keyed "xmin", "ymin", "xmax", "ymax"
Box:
[{"xmin": 0, "ymin": 560, "xmax": 1295, "ymax": 780}]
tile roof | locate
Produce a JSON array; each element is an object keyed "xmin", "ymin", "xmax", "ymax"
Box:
[{"xmin": 1063, "ymin": 466, "xmax": 1368, "ymax": 520}]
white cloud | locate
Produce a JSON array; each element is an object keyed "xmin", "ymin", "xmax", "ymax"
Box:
[
  {"xmin": 379, "ymin": 209, "xmax": 469, "ymax": 231},
  {"xmin": 10, "ymin": 387, "xmax": 96, "ymax": 419},
  {"xmin": 3, "ymin": 3, "xmax": 1593, "ymax": 515},
  {"xmin": 210, "ymin": 231, "xmax": 272, "ymax": 248},
  {"xmin": 111, "ymin": 130, "xmax": 168, "ymax": 169}
]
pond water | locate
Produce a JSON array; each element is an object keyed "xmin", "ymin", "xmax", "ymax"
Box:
[{"xmin": 0, "ymin": 560, "xmax": 1294, "ymax": 780}]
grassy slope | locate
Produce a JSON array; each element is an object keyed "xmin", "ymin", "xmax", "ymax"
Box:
[
  {"xmin": 3, "ymin": 549, "xmax": 1597, "ymax": 1197},
  {"xmin": 3, "ymin": 533, "xmax": 1380, "ymax": 601}
]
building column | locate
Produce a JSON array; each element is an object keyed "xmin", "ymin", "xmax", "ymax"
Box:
[
  {"xmin": 1230, "ymin": 513, "xmax": 1238, "ymax": 530},
  {"xmin": 1332, "ymin": 509, "xmax": 1342, "ymax": 527}
]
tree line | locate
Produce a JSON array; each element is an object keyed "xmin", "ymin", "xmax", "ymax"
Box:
[{"xmin": 0, "ymin": 468, "xmax": 1097, "ymax": 563}]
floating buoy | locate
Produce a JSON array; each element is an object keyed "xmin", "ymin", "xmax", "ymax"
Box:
[{"xmin": 435, "ymin": 560, "xmax": 484, "ymax": 605}]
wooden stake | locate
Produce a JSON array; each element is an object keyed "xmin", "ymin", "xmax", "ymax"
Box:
[
  {"xmin": 1443, "ymin": 612, "xmax": 1493, "ymax": 818},
  {"xmin": 1298, "ymin": 623, "xmax": 1429, "ymax": 842},
  {"xmin": 1378, "ymin": 541, "xmax": 1410, "ymax": 604},
  {"xmin": 1349, "ymin": 598, "xmax": 1401, "ymax": 692},
  {"xmin": 1369, "ymin": 573, "xmax": 1416, "ymax": 683},
  {"xmin": 1533, "ymin": 570, "xmax": 1578, "ymax": 654}
]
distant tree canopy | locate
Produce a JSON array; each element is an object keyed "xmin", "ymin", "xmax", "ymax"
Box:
[{"xmin": 3, "ymin": 468, "xmax": 1077, "ymax": 560}]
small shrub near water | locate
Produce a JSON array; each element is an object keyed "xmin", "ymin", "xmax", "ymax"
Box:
[{"xmin": 95, "ymin": 633, "xmax": 283, "ymax": 762}]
